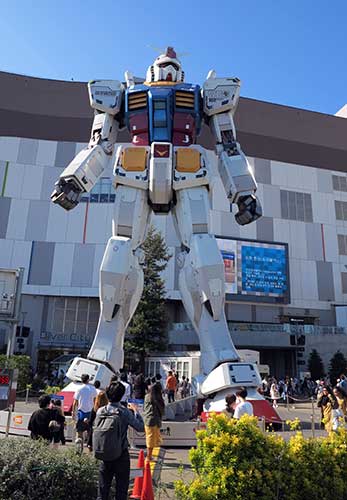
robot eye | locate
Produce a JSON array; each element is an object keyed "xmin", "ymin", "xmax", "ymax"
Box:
[{"xmin": 159, "ymin": 62, "xmax": 179, "ymax": 71}]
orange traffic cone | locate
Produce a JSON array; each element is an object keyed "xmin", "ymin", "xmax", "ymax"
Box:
[
  {"xmin": 130, "ymin": 449, "xmax": 145, "ymax": 499},
  {"xmin": 141, "ymin": 460, "xmax": 154, "ymax": 500}
]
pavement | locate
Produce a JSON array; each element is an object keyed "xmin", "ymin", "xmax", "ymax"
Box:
[{"xmin": 5, "ymin": 398, "xmax": 328, "ymax": 498}]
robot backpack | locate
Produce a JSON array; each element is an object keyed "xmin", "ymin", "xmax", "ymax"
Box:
[{"xmin": 93, "ymin": 406, "xmax": 123, "ymax": 461}]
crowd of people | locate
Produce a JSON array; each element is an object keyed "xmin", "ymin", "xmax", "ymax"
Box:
[
  {"xmin": 27, "ymin": 368, "xmax": 191, "ymax": 499},
  {"xmin": 261, "ymin": 372, "xmax": 347, "ymax": 433},
  {"xmin": 261, "ymin": 374, "xmax": 334, "ymax": 407}
]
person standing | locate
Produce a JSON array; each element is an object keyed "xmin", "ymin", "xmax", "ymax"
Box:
[
  {"xmin": 50, "ymin": 398, "xmax": 66, "ymax": 446},
  {"xmin": 133, "ymin": 373, "xmax": 146, "ymax": 400},
  {"xmin": 270, "ymin": 379, "xmax": 280, "ymax": 408},
  {"xmin": 96, "ymin": 382, "xmax": 144, "ymax": 500},
  {"xmin": 120, "ymin": 372, "xmax": 131, "ymax": 405},
  {"xmin": 72, "ymin": 373, "xmax": 98, "ymax": 447},
  {"xmin": 28, "ymin": 394, "xmax": 64, "ymax": 442},
  {"xmin": 333, "ymin": 386, "xmax": 347, "ymax": 419},
  {"xmin": 317, "ymin": 386, "xmax": 335, "ymax": 432},
  {"xmin": 87, "ymin": 390, "xmax": 109, "ymax": 452},
  {"xmin": 94, "ymin": 380, "xmax": 102, "ymax": 394},
  {"xmin": 221, "ymin": 394, "xmax": 237, "ymax": 418},
  {"xmin": 143, "ymin": 382, "xmax": 165, "ymax": 461},
  {"xmin": 234, "ymin": 388, "xmax": 254, "ymax": 419},
  {"xmin": 166, "ymin": 371, "xmax": 177, "ymax": 403},
  {"xmin": 179, "ymin": 376, "xmax": 188, "ymax": 399}
]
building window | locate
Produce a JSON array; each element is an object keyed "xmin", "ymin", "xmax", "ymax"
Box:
[
  {"xmin": 335, "ymin": 200, "xmax": 347, "ymax": 221},
  {"xmin": 332, "ymin": 175, "xmax": 347, "ymax": 192},
  {"xmin": 280, "ymin": 190, "xmax": 313, "ymax": 222},
  {"xmin": 342, "ymin": 273, "xmax": 347, "ymax": 294},
  {"xmin": 49, "ymin": 297, "xmax": 99, "ymax": 335},
  {"xmin": 80, "ymin": 178, "xmax": 115, "ymax": 203},
  {"xmin": 338, "ymin": 235, "xmax": 347, "ymax": 255}
]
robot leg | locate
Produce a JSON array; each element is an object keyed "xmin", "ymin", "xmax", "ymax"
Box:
[
  {"xmin": 173, "ymin": 187, "xmax": 239, "ymax": 376},
  {"xmin": 67, "ymin": 186, "xmax": 150, "ymax": 385}
]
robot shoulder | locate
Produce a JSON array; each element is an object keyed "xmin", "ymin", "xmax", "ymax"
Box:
[
  {"xmin": 202, "ymin": 76, "xmax": 241, "ymax": 116},
  {"xmin": 88, "ymin": 79, "xmax": 124, "ymax": 115}
]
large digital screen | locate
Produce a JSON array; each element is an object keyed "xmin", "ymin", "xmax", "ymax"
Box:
[{"xmin": 216, "ymin": 237, "xmax": 289, "ymax": 303}]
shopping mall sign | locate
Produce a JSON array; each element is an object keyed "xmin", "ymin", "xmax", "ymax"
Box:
[{"xmin": 39, "ymin": 331, "xmax": 94, "ymax": 347}]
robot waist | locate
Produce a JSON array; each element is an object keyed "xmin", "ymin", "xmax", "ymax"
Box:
[{"xmin": 113, "ymin": 143, "xmax": 209, "ymax": 192}]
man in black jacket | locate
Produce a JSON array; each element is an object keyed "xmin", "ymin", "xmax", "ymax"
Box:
[
  {"xmin": 28, "ymin": 394, "xmax": 64, "ymax": 441},
  {"xmin": 97, "ymin": 381, "xmax": 144, "ymax": 500}
]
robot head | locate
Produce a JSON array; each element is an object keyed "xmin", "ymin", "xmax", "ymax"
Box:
[{"xmin": 146, "ymin": 47, "xmax": 184, "ymax": 83}]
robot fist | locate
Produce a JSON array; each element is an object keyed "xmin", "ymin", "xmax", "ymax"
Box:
[
  {"xmin": 51, "ymin": 178, "xmax": 83, "ymax": 211},
  {"xmin": 235, "ymin": 194, "xmax": 262, "ymax": 226}
]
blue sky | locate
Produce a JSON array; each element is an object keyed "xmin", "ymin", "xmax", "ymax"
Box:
[{"xmin": 0, "ymin": 1, "xmax": 346, "ymax": 115}]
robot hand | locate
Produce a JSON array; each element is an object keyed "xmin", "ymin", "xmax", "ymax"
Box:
[
  {"xmin": 235, "ymin": 194, "xmax": 262, "ymax": 226},
  {"xmin": 51, "ymin": 178, "xmax": 83, "ymax": 211}
]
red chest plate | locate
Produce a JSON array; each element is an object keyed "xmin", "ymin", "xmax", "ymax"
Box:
[{"xmin": 129, "ymin": 112, "xmax": 197, "ymax": 146}]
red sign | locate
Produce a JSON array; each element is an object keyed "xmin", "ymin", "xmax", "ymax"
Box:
[{"xmin": 0, "ymin": 375, "xmax": 10, "ymax": 385}]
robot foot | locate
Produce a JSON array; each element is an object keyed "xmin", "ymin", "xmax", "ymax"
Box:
[{"xmin": 66, "ymin": 357, "xmax": 115, "ymax": 388}]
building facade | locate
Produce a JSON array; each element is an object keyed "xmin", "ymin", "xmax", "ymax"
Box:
[{"xmin": 1, "ymin": 70, "xmax": 347, "ymax": 377}]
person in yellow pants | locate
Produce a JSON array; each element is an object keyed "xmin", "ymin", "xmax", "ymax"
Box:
[{"xmin": 143, "ymin": 382, "xmax": 165, "ymax": 461}]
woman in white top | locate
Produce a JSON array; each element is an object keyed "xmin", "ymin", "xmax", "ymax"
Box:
[
  {"xmin": 270, "ymin": 379, "xmax": 280, "ymax": 408},
  {"xmin": 234, "ymin": 388, "xmax": 254, "ymax": 419}
]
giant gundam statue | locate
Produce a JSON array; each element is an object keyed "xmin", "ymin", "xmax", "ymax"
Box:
[{"xmin": 51, "ymin": 48, "xmax": 263, "ymax": 411}]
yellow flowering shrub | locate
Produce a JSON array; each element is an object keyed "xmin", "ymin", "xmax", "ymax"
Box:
[{"xmin": 175, "ymin": 414, "xmax": 347, "ymax": 500}]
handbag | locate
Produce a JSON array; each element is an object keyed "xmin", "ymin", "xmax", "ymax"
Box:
[{"xmin": 49, "ymin": 420, "xmax": 61, "ymax": 432}]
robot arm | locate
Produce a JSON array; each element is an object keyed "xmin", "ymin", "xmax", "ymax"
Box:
[
  {"xmin": 202, "ymin": 71, "xmax": 262, "ymax": 225},
  {"xmin": 51, "ymin": 80, "xmax": 124, "ymax": 210}
]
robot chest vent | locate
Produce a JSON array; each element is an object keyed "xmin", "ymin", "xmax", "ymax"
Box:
[
  {"xmin": 175, "ymin": 91, "xmax": 195, "ymax": 108},
  {"xmin": 128, "ymin": 92, "xmax": 147, "ymax": 110}
]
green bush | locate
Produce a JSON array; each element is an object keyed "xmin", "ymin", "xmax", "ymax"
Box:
[
  {"xmin": 0, "ymin": 438, "xmax": 98, "ymax": 500},
  {"xmin": 44, "ymin": 386, "xmax": 61, "ymax": 395},
  {"xmin": 175, "ymin": 414, "xmax": 347, "ymax": 500},
  {"xmin": 0, "ymin": 355, "xmax": 32, "ymax": 391}
]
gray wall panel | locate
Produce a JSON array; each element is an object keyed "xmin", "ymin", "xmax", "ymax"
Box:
[
  {"xmin": 0, "ymin": 197, "xmax": 11, "ymax": 238},
  {"xmin": 316, "ymin": 261, "xmax": 335, "ymax": 301},
  {"xmin": 28, "ymin": 241, "xmax": 55, "ymax": 285},
  {"xmin": 25, "ymin": 200, "xmax": 50, "ymax": 241},
  {"xmin": 226, "ymin": 303, "xmax": 252, "ymax": 322},
  {"xmin": 220, "ymin": 212, "xmax": 240, "ymax": 238},
  {"xmin": 256, "ymin": 216, "xmax": 274, "ymax": 241},
  {"xmin": 262, "ymin": 185, "xmax": 281, "ymax": 218},
  {"xmin": 17, "ymin": 138, "xmax": 39, "ymax": 164},
  {"xmin": 55, "ymin": 142, "xmax": 77, "ymax": 168},
  {"xmin": 306, "ymin": 223, "xmax": 324, "ymax": 260},
  {"xmin": 254, "ymin": 158, "xmax": 271, "ymax": 184},
  {"xmin": 41, "ymin": 167, "xmax": 64, "ymax": 201},
  {"xmin": 317, "ymin": 169, "xmax": 333, "ymax": 193},
  {"xmin": 71, "ymin": 244, "xmax": 95, "ymax": 287},
  {"xmin": 256, "ymin": 305, "xmax": 280, "ymax": 323}
]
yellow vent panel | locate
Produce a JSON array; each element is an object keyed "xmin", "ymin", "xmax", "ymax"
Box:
[
  {"xmin": 176, "ymin": 148, "xmax": 201, "ymax": 173},
  {"xmin": 121, "ymin": 147, "xmax": 147, "ymax": 171}
]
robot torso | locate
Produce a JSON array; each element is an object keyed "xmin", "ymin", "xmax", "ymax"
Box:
[{"xmin": 125, "ymin": 82, "xmax": 202, "ymax": 147}]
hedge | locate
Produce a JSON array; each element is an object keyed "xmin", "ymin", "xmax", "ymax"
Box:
[
  {"xmin": 0, "ymin": 438, "xmax": 98, "ymax": 499},
  {"xmin": 175, "ymin": 414, "xmax": 347, "ymax": 500}
]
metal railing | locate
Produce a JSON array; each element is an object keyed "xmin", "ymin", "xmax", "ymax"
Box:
[{"xmin": 170, "ymin": 322, "xmax": 347, "ymax": 336}]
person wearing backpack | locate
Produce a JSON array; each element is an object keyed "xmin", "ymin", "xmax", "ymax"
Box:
[{"xmin": 94, "ymin": 381, "xmax": 144, "ymax": 500}]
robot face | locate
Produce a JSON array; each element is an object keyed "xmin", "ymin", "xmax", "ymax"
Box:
[{"xmin": 146, "ymin": 47, "xmax": 184, "ymax": 83}]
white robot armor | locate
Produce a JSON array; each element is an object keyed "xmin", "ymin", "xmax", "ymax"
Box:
[{"xmin": 51, "ymin": 48, "xmax": 262, "ymax": 394}]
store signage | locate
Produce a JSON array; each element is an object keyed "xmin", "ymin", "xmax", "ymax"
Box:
[{"xmin": 39, "ymin": 332, "xmax": 93, "ymax": 345}]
